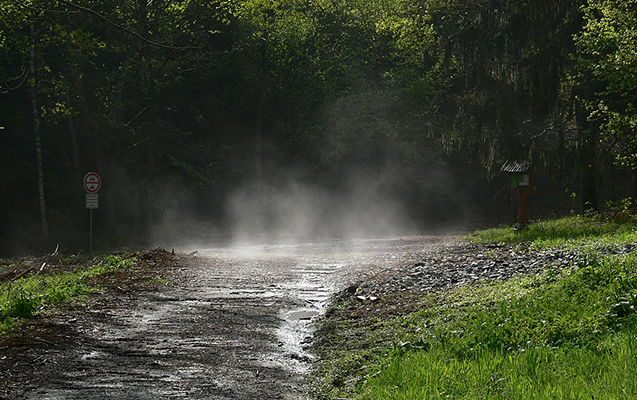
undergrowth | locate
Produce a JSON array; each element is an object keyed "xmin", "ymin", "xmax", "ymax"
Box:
[
  {"xmin": 0, "ymin": 255, "xmax": 136, "ymax": 335},
  {"xmin": 360, "ymin": 253, "xmax": 637, "ymax": 399},
  {"xmin": 314, "ymin": 215, "xmax": 637, "ymax": 399},
  {"xmin": 465, "ymin": 214, "xmax": 637, "ymax": 248}
]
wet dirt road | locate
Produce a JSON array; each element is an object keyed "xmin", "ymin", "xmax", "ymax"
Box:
[{"xmin": 8, "ymin": 236, "xmax": 454, "ymax": 399}]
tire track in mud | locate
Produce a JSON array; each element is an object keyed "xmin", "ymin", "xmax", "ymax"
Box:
[{"xmin": 12, "ymin": 236, "xmax": 451, "ymax": 399}]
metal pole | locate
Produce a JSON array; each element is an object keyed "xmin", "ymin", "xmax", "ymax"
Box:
[{"xmin": 90, "ymin": 208, "xmax": 93, "ymax": 254}]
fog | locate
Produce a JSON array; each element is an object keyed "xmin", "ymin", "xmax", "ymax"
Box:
[
  {"xmin": 226, "ymin": 170, "xmax": 417, "ymax": 247},
  {"xmin": 148, "ymin": 159, "xmax": 489, "ymax": 251},
  {"xmin": 148, "ymin": 89, "xmax": 488, "ymax": 250},
  {"xmin": 139, "ymin": 77, "xmax": 519, "ymax": 252}
]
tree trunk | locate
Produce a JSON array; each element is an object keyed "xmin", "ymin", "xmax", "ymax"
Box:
[
  {"xmin": 580, "ymin": 139, "xmax": 598, "ymax": 212},
  {"xmin": 148, "ymin": 87, "xmax": 158, "ymax": 181},
  {"xmin": 576, "ymin": 100, "xmax": 598, "ymax": 212},
  {"xmin": 65, "ymin": 88, "xmax": 82, "ymax": 186},
  {"xmin": 30, "ymin": 19, "xmax": 50, "ymax": 245},
  {"xmin": 255, "ymin": 35, "xmax": 269, "ymax": 181},
  {"xmin": 630, "ymin": 170, "xmax": 637, "ymax": 208},
  {"xmin": 134, "ymin": 0, "xmax": 155, "ymax": 241}
]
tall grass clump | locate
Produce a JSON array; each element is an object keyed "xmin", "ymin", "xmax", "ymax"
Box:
[
  {"xmin": 360, "ymin": 252, "xmax": 637, "ymax": 399},
  {"xmin": 0, "ymin": 255, "xmax": 136, "ymax": 334}
]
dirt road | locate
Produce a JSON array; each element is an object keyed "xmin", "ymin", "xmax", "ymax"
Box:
[{"xmin": 1, "ymin": 236, "xmax": 454, "ymax": 399}]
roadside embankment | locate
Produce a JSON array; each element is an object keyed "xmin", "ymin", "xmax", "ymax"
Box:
[
  {"xmin": 311, "ymin": 215, "xmax": 637, "ymax": 399},
  {"xmin": 0, "ymin": 249, "xmax": 177, "ymax": 335}
]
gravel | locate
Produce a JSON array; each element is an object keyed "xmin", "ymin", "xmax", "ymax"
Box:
[{"xmin": 344, "ymin": 242, "xmax": 637, "ymax": 303}]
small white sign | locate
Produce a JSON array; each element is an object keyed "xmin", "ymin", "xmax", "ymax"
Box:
[{"xmin": 86, "ymin": 193, "xmax": 99, "ymax": 209}]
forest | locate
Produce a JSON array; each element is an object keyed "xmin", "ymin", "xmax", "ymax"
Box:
[{"xmin": 1, "ymin": 0, "xmax": 636, "ymax": 255}]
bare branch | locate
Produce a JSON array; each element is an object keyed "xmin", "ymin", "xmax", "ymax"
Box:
[
  {"xmin": 54, "ymin": 0, "xmax": 202, "ymax": 50},
  {"xmin": 0, "ymin": 64, "xmax": 29, "ymax": 92}
]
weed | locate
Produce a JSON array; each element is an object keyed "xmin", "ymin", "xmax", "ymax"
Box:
[
  {"xmin": 0, "ymin": 254, "xmax": 138, "ymax": 335},
  {"xmin": 355, "ymin": 253, "xmax": 637, "ymax": 398},
  {"xmin": 466, "ymin": 214, "xmax": 637, "ymax": 248},
  {"xmin": 3, "ymin": 289, "xmax": 38, "ymax": 320},
  {"xmin": 315, "ymin": 215, "xmax": 637, "ymax": 399}
]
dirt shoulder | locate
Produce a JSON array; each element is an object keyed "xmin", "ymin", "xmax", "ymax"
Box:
[
  {"xmin": 0, "ymin": 249, "xmax": 182, "ymax": 399},
  {"xmin": 0, "ymin": 243, "xmax": 338, "ymax": 399}
]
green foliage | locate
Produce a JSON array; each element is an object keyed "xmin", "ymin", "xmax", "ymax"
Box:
[
  {"xmin": 4, "ymin": 289, "xmax": 39, "ymax": 320},
  {"xmin": 436, "ymin": 254, "xmax": 637, "ymax": 349},
  {"xmin": 575, "ymin": 0, "xmax": 637, "ymax": 168},
  {"xmin": 0, "ymin": 254, "xmax": 136, "ymax": 334},
  {"xmin": 422, "ymin": 0, "xmax": 587, "ymax": 170},
  {"xmin": 364, "ymin": 330, "xmax": 637, "ymax": 399},
  {"xmin": 314, "ymin": 216, "xmax": 637, "ymax": 398},
  {"xmin": 2, "ymin": 0, "xmax": 635, "ymax": 252},
  {"xmin": 360, "ymin": 253, "xmax": 637, "ymax": 399},
  {"xmin": 466, "ymin": 214, "xmax": 637, "ymax": 247}
]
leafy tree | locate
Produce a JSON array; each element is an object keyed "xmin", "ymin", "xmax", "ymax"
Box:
[
  {"xmin": 576, "ymin": 0, "xmax": 637, "ymax": 171},
  {"xmin": 396, "ymin": 0, "xmax": 621, "ymax": 211}
]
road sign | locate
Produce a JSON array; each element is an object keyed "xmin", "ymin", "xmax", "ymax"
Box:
[
  {"xmin": 84, "ymin": 172, "xmax": 101, "ymax": 193},
  {"xmin": 85, "ymin": 193, "xmax": 99, "ymax": 209}
]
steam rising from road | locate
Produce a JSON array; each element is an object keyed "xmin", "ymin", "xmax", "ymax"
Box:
[
  {"xmin": 149, "ymin": 164, "xmax": 481, "ymax": 250},
  {"xmin": 227, "ymin": 170, "xmax": 417, "ymax": 246},
  {"xmin": 148, "ymin": 86, "xmax": 484, "ymax": 250}
]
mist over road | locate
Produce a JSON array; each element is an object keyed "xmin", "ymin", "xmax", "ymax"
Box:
[{"xmin": 12, "ymin": 235, "xmax": 455, "ymax": 399}]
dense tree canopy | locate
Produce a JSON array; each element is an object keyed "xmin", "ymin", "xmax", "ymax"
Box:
[
  {"xmin": 1, "ymin": 0, "xmax": 635, "ymax": 255},
  {"xmin": 576, "ymin": 0, "xmax": 637, "ymax": 169}
]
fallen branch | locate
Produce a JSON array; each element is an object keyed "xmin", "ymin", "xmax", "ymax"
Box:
[{"xmin": 11, "ymin": 265, "xmax": 36, "ymax": 282}]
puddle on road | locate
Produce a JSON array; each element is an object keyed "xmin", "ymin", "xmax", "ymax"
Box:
[
  {"xmin": 272, "ymin": 264, "xmax": 339, "ymax": 376},
  {"xmin": 287, "ymin": 310, "xmax": 320, "ymax": 321}
]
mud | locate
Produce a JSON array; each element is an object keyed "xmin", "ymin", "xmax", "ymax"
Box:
[{"xmin": 0, "ymin": 236, "xmax": 455, "ymax": 399}]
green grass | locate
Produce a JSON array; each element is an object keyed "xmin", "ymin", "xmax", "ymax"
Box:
[
  {"xmin": 0, "ymin": 254, "xmax": 136, "ymax": 335},
  {"xmin": 361, "ymin": 253, "xmax": 637, "ymax": 399},
  {"xmin": 364, "ymin": 331, "xmax": 637, "ymax": 400},
  {"xmin": 465, "ymin": 214, "xmax": 637, "ymax": 248},
  {"xmin": 314, "ymin": 215, "xmax": 637, "ymax": 399}
]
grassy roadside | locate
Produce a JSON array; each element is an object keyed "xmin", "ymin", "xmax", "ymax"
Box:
[
  {"xmin": 312, "ymin": 215, "xmax": 637, "ymax": 399},
  {"xmin": 0, "ymin": 253, "xmax": 150, "ymax": 336},
  {"xmin": 466, "ymin": 214, "xmax": 637, "ymax": 249}
]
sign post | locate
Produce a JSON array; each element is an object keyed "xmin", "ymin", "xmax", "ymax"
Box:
[
  {"xmin": 83, "ymin": 172, "xmax": 101, "ymax": 253},
  {"xmin": 500, "ymin": 161, "xmax": 534, "ymax": 229}
]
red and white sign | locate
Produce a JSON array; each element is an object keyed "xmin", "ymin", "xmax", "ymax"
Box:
[{"xmin": 83, "ymin": 172, "xmax": 101, "ymax": 193}]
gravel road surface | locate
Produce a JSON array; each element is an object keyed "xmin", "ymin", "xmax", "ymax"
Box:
[{"xmin": 1, "ymin": 235, "xmax": 455, "ymax": 399}]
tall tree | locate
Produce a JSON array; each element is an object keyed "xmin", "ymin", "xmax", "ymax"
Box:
[
  {"xmin": 28, "ymin": 13, "xmax": 49, "ymax": 244},
  {"xmin": 576, "ymin": 0, "xmax": 637, "ymax": 174},
  {"xmin": 399, "ymin": 0, "xmax": 611, "ymax": 210},
  {"xmin": 1, "ymin": 1, "xmax": 55, "ymax": 244}
]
